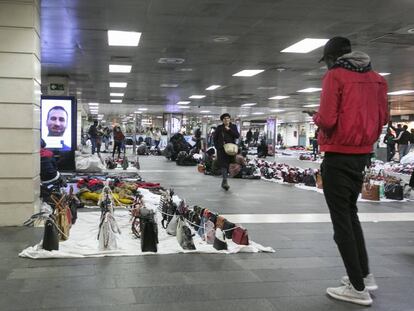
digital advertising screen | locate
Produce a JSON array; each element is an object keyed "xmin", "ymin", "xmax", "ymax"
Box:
[{"xmin": 41, "ymin": 96, "xmax": 76, "ymax": 151}]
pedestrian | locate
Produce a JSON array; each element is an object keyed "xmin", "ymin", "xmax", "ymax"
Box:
[
  {"xmin": 383, "ymin": 128, "xmax": 396, "ymax": 161},
  {"xmin": 394, "ymin": 125, "xmax": 411, "ymax": 160},
  {"xmin": 88, "ymin": 120, "xmax": 99, "ymax": 155},
  {"xmin": 305, "ymin": 36, "xmax": 388, "ymax": 306},
  {"xmin": 112, "ymin": 125, "xmax": 125, "ymax": 159},
  {"xmin": 153, "ymin": 127, "xmax": 162, "ymax": 149},
  {"xmin": 213, "ymin": 113, "xmax": 240, "ymax": 191},
  {"xmin": 246, "ymin": 128, "xmax": 253, "ymax": 145}
]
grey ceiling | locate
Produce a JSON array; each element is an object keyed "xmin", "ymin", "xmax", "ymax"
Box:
[{"xmin": 40, "ymin": 0, "xmax": 414, "ymax": 121}]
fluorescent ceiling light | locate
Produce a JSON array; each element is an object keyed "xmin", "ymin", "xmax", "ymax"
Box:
[
  {"xmin": 303, "ymin": 104, "xmax": 320, "ymax": 107},
  {"xmin": 110, "ymin": 82, "xmax": 127, "ymax": 88},
  {"xmin": 176, "ymin": 101, "xmax": 190, "ymax": 105},
  {"xmin": 109, "ymin": 64, "xmax": 132, "ymax": 73},
  {"xmin": 138, "ymin": 108, "xmax": 148, "ymax": 111},
  {"xmin": 238, "ymin": 115, "xmax": 248, "ymax": 117},
  {"xmin": 200, "ymin": 110, "xmax": 210, "ymax": 113},
  {"xmin": 189, "ymin": 95, "xmax": 206, "ymax": 99},
  {"xmin": 233, "ymin": 69, "xmax": 264, "ymax": 77},
  {"xmin": 379, "ymin": 72, "xmax": 391, "ymax": 76},
  {"xmin": 252, "ymin": 112, "xmax": 264, "ymax": 115},
  {"xmin": 134, "ymin": 111, "xmax": 142, "ymax": 114},
  {"xmin": 206, "ymin": 85, "xmax": 221, "ymax": 91},
  {"xmin": 88, "ymin": 102, "xmax": 99, "ymax": 106},
  {"xmin": 387, "ymin": 90, "xmax": 414, "ymax": 95},
  {"xmin": 269, "ymin": 96, "xmax": 289, "ymax": 100},
  {"xmin": 107, "ymin": 30, "xmax": 141, "ymax": 46},
  {"xmin": 297, "ymin": 88, "xmax": 322, "ymax": 93},
  {"xmin": 110, "ymin": 99, "xmax": 122, "ymax": 103},
  {"xmin": 178, "ymin": 106, "xmax": 190, "ymax": 109},
  {"xmin": 281, "ymin": 38, "xmax": 329, "ymax": 53},
  {"xmin": 160, "ymin": 84, "xmax": 179, "ymax": 88},
  {"xmin": 156, "ymin": 116, "xmax": 163, "ymax": 119},
  {"xmin": 110, "ymin": 92, "xmax": 124, "ymax": 97},
  {"xmin": 270, "ymin": 109, "xmax": 285, "ymax": 113},
  {"xmin": 241, "ymin": 103, "xmax": 257, "ymax": 107}
]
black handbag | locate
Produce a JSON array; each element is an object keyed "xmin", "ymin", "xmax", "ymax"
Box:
[
  {"xmin": 42, "ymin": 216, "xmax": 59, "ymax": 251},
  {"xmin": 213, "ymin": 228, "xmax": 227, "ymax": 251},
  {"xmin": 140, "ymin": 208, "xmax": 158, "ymax": 252},
  {"xmin": 222, "ymin": 220, "xmax": 235, "ymax": 239},
  {"xmin": 303, "ymin": 174, "xmax": 316, "ymax": 187},
  {"xmin": 384, "ymin": 183, "xmax": 404, "ymax": 200}
]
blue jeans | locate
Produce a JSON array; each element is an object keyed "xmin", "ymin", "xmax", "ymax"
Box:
[{"xmin": 91, "ymin": 138, "xmax": 97, "ymax": 154}]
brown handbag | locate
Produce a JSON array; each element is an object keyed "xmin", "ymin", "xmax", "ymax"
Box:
[
  {"xmin": 197, "ymin": 164, "xmax": 205, "ymax": 173},
  {"xmin": 215, "ymin": 216, "xmax": 226, "ymax": 230},
  {"xmin": 316, "ymin": 174, "xmax": 323, "ymax": 189},
  {"xmin": 361, "ymin": 182, "xmax": 380, "ymax": 201}
]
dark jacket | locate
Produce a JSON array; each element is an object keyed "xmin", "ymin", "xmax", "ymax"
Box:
[
  {"xmin": 40, "ymin": 148, "xmax": 58, "ymax": 182},
  {"xmin": 313, "ymin": 52, "xmax": 388, "ymax": 154},
  {"xmin": 395, "ymin": 130, "xmax": 411, "ymax": 145},
  {"xmin": 213, "ymin": 124, "xmax": 240, "ymax": 150},
  {"xmin": 88, "ymin": 124, "xmax": 98, "ymax": 139}
]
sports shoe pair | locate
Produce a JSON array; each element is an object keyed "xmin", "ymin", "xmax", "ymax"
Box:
[{"xmin": 327, "ymin": 274, "xmax": 378, "ymax": 306}]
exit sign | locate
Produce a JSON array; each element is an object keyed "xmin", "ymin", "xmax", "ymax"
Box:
[{"xmin": 50, "ymin": 83, "xmax": 64, "ymax": 91}]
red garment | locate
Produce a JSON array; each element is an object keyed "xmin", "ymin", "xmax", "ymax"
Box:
[
  {"xmin": 136, "ymin": 182, "xmax": 161, "ymax": 189},
  {"xmin": 313, "ymin": 68, "xmax": 388, "ymax": 154},
  {"xmin": 40, "ymin": 148, "xmax": 53, "ymax": 158}
]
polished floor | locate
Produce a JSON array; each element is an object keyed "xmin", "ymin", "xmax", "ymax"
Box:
[{"xmin": 1, "ymin": 155, "xmax": 414, "ymax": 311}]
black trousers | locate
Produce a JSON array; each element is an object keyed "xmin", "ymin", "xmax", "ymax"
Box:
[
  {"xmin": 386, "ymin": 145, "xmax": 395, "ymax": 162},
  {"xmin": 321, "ymin": 152, "xmax": 370, "ymax": 291}
]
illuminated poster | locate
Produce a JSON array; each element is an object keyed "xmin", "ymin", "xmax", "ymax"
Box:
[{"xmin": 41, "ymin": 97, "xmax": 75, "ymax": 150}]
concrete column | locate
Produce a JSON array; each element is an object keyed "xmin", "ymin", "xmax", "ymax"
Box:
[{"xmin": 0, "ymin": 0, "xmax": 41, "ymax": 226}]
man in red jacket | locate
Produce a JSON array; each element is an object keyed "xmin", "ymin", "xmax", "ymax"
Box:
[{"xmin": 305, "ymin": 37, "xmax": 388, "ymax": 306}]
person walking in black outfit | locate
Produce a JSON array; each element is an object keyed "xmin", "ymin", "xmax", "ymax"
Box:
[
  {"xmin": 245, "ymin": 128, "xmax": 253, "ymax": 145},
  {"xmin": 213, "ymin": 113, "xmax": 240, "ymax": 191},
  {"xmin": 383, "ymin": 129, "xmax": 396, "ymax": 161},
  {"xmin": 88, "ymin": 120, "xmax": 99, "ymax": 154},
  {"xmin": 394, "ymin": 125, "xmax": 411, "ymax": 160},
  {"xmin": 305, "ymin": 37, "xmax": 388, "ymax": 306}
]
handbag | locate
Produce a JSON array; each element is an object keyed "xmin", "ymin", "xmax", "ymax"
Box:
[
  {"xmin": 223, "ymin": 143, "xmax": 238, "ymax": 156},
  {"xmin": 140, "ymin": 207, "xmax": 158, "ymax": 252},
  {"xmin": 166, "ymin": 214, "xmax": 178, "ymax": 236},
  {"xmin": 361, "ymin": 182, "xmax": 380, "ymax": 201},
  {"xmin": 232, "ymin": 227, "xmax": 249, "ymax": 245},
  {"xmin": 229, "ymin": 163, "xmax": 242, "ymax": 177},
  {"xmin": 204, "ymin": 219, "xmax": 215, "ymax": 244},
  {"xmin": 197, "ymin": 164, "xmax": 205, "ymax": 173},
  {"xmin": 213, "ymin": 228, "xmax": 227, "ymax": 251},
  {"xmin": 384, "ymin": 183, "xmax": 404, "ymax": 200},
  {"xmin": 215, "ymin": 215, "xmax": 226, "ymax": 230},
  {"xmin": 222, "ymin": 220, "xmax": 235, "ymax": 239},
  {"xmin": 176, "ymin": 217, "xmax": 196, "ymax": 250},
  {"xmin": 42, "ymin": 216, "xmax": 59, "ymax": 251}
]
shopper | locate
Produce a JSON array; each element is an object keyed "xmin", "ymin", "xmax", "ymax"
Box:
[
  {"xmin": 253, "ymin": 129, "xmax": 259, "ymax": 145},
  {"xmin": 312, "ymin": 128, "xmax": 320, "ymax": 160},
  {"xmin": 394, "ymin": 125, "xmax": 411, "ymax": 160},
  {"xmin": 88, "ymin": 120, "xmax": 99, "ymax": 155},
  {"xmin": 383, "ymin": 129, "xmax": 396, "ymax": 162},
  {"xmin": 246, "ymin": 128, "xmax": 253, "ymax": 145},
  {"xmin": 213, "ymin": 113, "xmax": 240, "ymax": 191},
  {"xmin": 153, "ymin": 127, "xmax": 162, "ymax": 149},
  {"xmin": 112, "ymin": 125, "xmax": 125, "ymax": 159},
  {"xmin": 305, "ymin": 36, "xmax": 388, "ymax": 306}
]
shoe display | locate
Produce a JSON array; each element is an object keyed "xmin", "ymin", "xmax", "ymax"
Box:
[
  {"xmin": 341, "ymin": 273, "xmax": 378, "ymax": 291},
  {"xmin": 326, "ymin": 284, "xmax": 373, "ymax": 306}
]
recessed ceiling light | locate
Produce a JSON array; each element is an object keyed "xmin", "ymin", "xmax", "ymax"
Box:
[
  {"xmin": 387, "ymin": 90, "xmax": 414, "ymax": 95},
  {"xmin": 88, "ymin": 102, "xmax": 99, "ymax": 106},
  {"xmin": 156, "ymin": 116, "xmax": 163, "ymax": 119},
  {"xmin": 233, "ymin": 69, "xmax": 264, "ymax": 77},
  {"xmin": 270, "ymin": 109, "xmax": 285, "ymax": 112},
  {"xmin": 241, "ymin": 103, "xmax": 257, "ymax": 107},
  {"xmin": 178, "ymin": 106, "xmax": 190, "ymax": 109},
  {"xmin": 269, "ymin": 96, "xmax": 290, "ymax": 100},
  {"xmin": 252, "ymin": 112, "xmax": 264, "ymax": 115},
  {"xmin": 303, "ymin": 104, "xmax": 320, "ymax": 107},
  {"xmin": 200, "ymin": 110, "xmax": 210, "ymax": 113},
  {"xmin": 110, "ymin": 82, "xmax": 127, "ymax": 88},
  {"xmin": 238, "ymin": 114, "xmax": 248, "ymax": 117},
  {"xmin": 297, "ymin": 88, "xmax": 322, "ymax": 93},
  {"xmin": 110, "ymin": 92, "xmax": 124, "ymax": 97},
  {"xmin": 258, "ymin": 86, "xmax": 277, "ymax": 90},
  {"xmin": 110, "ymin": 99, "xmax": 122, "ymax": 103},
  {"xmin": 138, "ymin": 108, "xmax": 148, "ymax": 111},
  {"xmin": 176, "ymin": 101, "xmax": 191, "ymax": 105},
  {"xmin": 206, "ymin": 85, "xmax": 221, "ymax": 91},
  {"xmin": 134, "ymin": 111, "xmax": 142, "ymax": 114},
  {"xmin": 281, "ymin": 38, "xmax": 329, "ymax": 53},
  {"xmin": 160, "ymin": 84, "xmax": 179, "ymax": 88},
  {"xmin": 378, "ymin": 72, "xmax": 391, "ymax": 76},
  {"xmin": 107, "ymin": 30, "xmax": 141, "ymax": 46},
  {"xmin": 109, "ymin": 64, "xmax": 132, "ymax": 73},
  {"xmin": 189, "ymin": 95, "xmax": 206, "ymax": 99}
]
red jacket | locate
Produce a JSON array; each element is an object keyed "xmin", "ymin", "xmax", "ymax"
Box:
[{"xmin": 313, "ymin": 68, "xmax": 388, "ymax": 154}]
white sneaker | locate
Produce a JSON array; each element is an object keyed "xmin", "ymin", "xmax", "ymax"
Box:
[
  {"xmin": 341, "ymin": 273, "xmax": 378, "ymax": 291},
  {"xmin": 327, "ymin": 283, "xmax": 373, "ymax": 306}
]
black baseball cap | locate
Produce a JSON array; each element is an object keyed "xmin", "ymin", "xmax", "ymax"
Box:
[
  {"xmin": 319, "ymin": 37, "xmax": 352, "ymax": 62},
  {"xmin": 220, "ymin": 113, "xmax": 231, "ymax": 120}
]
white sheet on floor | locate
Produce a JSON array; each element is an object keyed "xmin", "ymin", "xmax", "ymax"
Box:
[{"xmin": 19, "ymin": 188, "xmax": 274, "ymax": 259}]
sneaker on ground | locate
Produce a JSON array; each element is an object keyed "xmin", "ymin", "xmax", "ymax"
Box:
[
  {"xmin": 341, "ymin": 273, "xmax": 378, "ymax": 291},
  {"xmin": 326, "ymin": 284, "xmax": 372, "ymax": 306}
]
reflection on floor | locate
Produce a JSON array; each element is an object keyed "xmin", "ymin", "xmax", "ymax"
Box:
[{"xmin": 1, "ymin": 155, "xmax": 413, "ymax": 311}]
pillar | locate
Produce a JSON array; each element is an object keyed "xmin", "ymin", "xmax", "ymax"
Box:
[{"xmin": 0, "ymin": 0, "xmax": 41, "ymax": 226}]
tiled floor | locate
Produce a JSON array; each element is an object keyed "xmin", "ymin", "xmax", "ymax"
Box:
[{"xmin": 1, "ymin": 155, "xmax": 413, "ymax": 310}]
